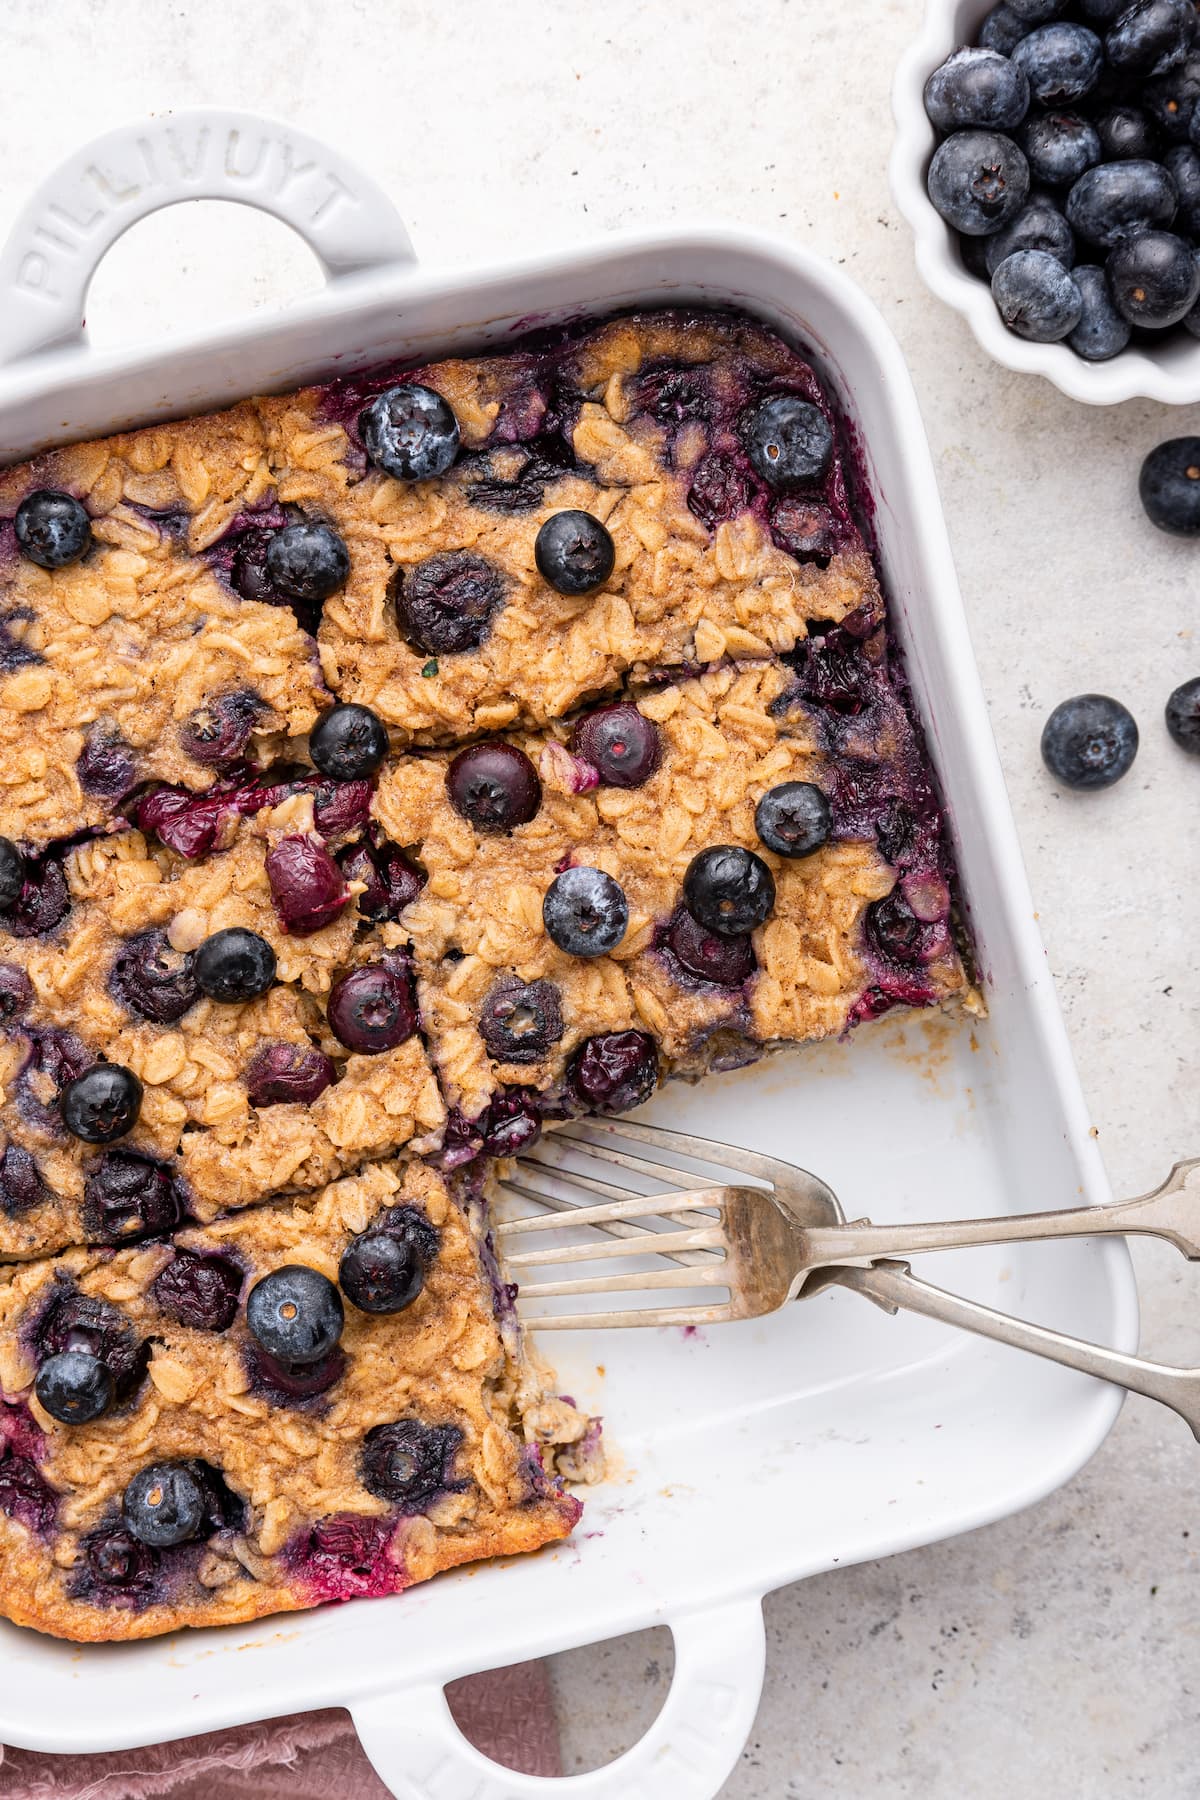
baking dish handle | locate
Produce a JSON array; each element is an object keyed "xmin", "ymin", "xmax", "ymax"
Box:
[
  {"xmin": 0, "ymin": 107, "xmax": 416, "ymax": 364},
  {"xmin": 349, "ymin": 1595, "xmax": 766, "ymax": 1800}
]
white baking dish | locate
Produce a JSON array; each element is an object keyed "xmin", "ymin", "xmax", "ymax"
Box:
[
  {"xmin": 0, "ymin": 110, "xmax": 1137, "ymax": 1800},
  {"xmin": 891, "ymin": 0, "xmax": 1200, "ymax": 406}
]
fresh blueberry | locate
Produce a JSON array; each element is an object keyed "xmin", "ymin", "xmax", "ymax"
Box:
[
  {"xmin": 543, "ymin": 866, "xmax": 629, "ymax": 957},
  {"xmin": 991, "ymin": 249, "xmax": 1084, "ymax": 338},
  {"xmin": 1105, "ymin": 0, "xmax": 1196, "ymax": 79},
  {"xmin": 192, "ymin": 928, "xmax": 277, "ymax": 1002},
  {"xmin": 867, "ymin": 892, "xmax": 938, "ymax": 965},
  {"xmin": 152, "ymin": 1249, "xmax": 242, "ymax": 1331},
  {"xmin": 687, "ymin": 452, "xmax": 755, "ymax": 528},
  {"xmin": 336, "ymin": 835, "xmax": 425, "ymax": 922},
  {"xmin": 76, "ymin": 732, "xmax": 136, "ymax": 800},
  {"xmin": 1144, "ymin": 54, "xmax": 1200, "ymax": 138},
  {"xmin": 81, "ymin": 1526, "xmax": 158, "ymax": 1593},
  {"xmin": 742, "ymin": 396, "xmax": 834, "ymax": 489},
  {"xmin": 13, "ymin": 491, "xmax": 92, "ymax": 569},
  {"xmin": 754, "ymin": 781, "xmax": 833, "ymax": 858},
  {"xmin": 1107, "ymin": 229, "xmax": 1200, "ymax": 325},
  {"xmin": 339, "ymin": 1229, "xmax": 425, "ymax": 1315},
  {"xmin": 1068, "ymin": 265, "xmax": 1134, "ymax": 358},
  {"xmin": 309, "ymin": 703, "xmax": 388, "ymax": 781},
  {"xmin": 981, "ymin": 3, "xmax": 1033, "ymax": 53},
  {"xmin": 569, "ymin": 1030, "xmax": 659, "ymax": 1114},
  {"xmin": 359, "ymin": 1420, "xmax": 465, "ymax": 1509},
  {"xmin": 570, "ymin": 703, "xmax": 662, "ymax": 788},
  {"xmin": 481, "ymin": 1089, "xmax": 542, "ymax": 1156},
  {"xmin": 1165, "ymin": 144, "xmax": 1200, "ymax": 230},
  {"xmin": 984, "ymin": 192, "xmax": 1076, "ymax": 275},
  {"xmin": 0, "ymin": 838, "xmax": 24, "ymax": 911},
  {"xmin": 0, "ymin": 963, "xmax": 32, "ymax": 1022},
  {"xmin": 110, "ymin": 930, "xmax": 198, "ymax": 1024},
  {"xmin": 244, "ymin": 1042, "xmax": 336, "ymax": 1106},
  {"xmin": 683, "ymin": 845, "xmax": 776, "ymax": 936},
  {"xmin": 1017, "ymin": 114, "xmax": 1101, "ymax": 188},
  {"xmin": 123, "ymin": 1463, "xmax": 206, "ymax": 1548},
  {"xmin": 247, "ymin": 1265, "xmax": 344, "ymax": 1365},
  {"xmin": 447, "ymin": 742, "xmax": 541, "ymax": 831},
  {"xmin": 924, "ymin": 47, "xmax": 1031, "ymax": 131},
  {"xmin": 927, "ymin": 130, "xmax": 1031, "ymax": 235},
  {"xmin": 179, "ymin": 691, "xmax": 262, "ymax": 766},
  {"xmin": 665, "ymin": 908, "xmax": 756, "ymax": 986},
  {"xmin": 479, "ymin": 976, "xmax": 564, "ymax": 1062},
  {"xmin": 34, "ymin": 1351, "xmax": 115, "ymax": 1424},
  {"xmin": 1007, "ymin": 0, "xmax": 1067, "ymax": 16},
  {"xmin": 1012, "ymin": 23, "xmax": 1104, "ymax": 104},
  {"xmin": 1066, "ymin": 159, "xmax": 1178, "ymax": 246},
  {"xmin": 1095, "ymin": 105, "xmax": 1161, "ymax": 160},
  {"xmin": 1165, "ymin": 676, "xmax": 1200, "ymax": 751},
  {"xmin": 5, "ymin": 847, "xmax": 70, "ymax": 938},
  {"xmin": 0, "ymin": 1146, "xmax": 45, "ymax": 1216},
  {"xmin": 327, "ymin": 961, "xmax": 417, "ymax": 1054},
  {"xmin": 1041, "ymin": 694, "xmax": 1139, "ymax": 787},
  {"xmin": 265, "ymin": 835, "xmax": 350, "ymax": 936},
  {"xmin": 82, "ymin": 1152, "xmax": 184, "ymax": 1244},
  {"xmin": 264, "ymin": 521, "xmax": 350, "ymax": 605},
  {"xmin": 393, "ymin": 551, "xmax": 505, "ymax": 655},
  {"xmin": 360, "ymin": 383, "xmax": 460, "ymax": 481},
  {"xmin": 534, "ymin": 511, "xmax": 615, "ymax": 596},
  {"xmin": 59, "ymin": 1064, "xmax": 142, "ymax": 1144},
  {"xmin": 1079, "ymin": 0, "xmax": 1128, "ymax": 17},
  {"xmin": 1139, "ymin": 436, "xmax": 1200, "ymax": 532},
  {"xmin": 36, "ymin": 1289, "xmax": 147, "ymax": 1405}
]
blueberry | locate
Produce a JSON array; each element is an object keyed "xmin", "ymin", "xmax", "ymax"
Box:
[
  {"xmin": 1165, "ymin": 144, "xmax": 1200, "ymax": 230},
  {"xmin": 393, "ymin": 551, "xmax": 505, "ymax": 655},
  {"xmin": 192, "ymin": 928, "xmax": 277, "ymax": 1002},
  {"xmin": 34, "ymin": 1350, "xmax": 115, "ymax": 1424},
  {"xmin": 1012, "ymin": 23, "xmax": 1103, "ymax": 103},
  {"xmin": 1080, "ymin": 0, "xmax": 1128, "ymax": 17},
  {"xmin": 265, "ymin": 835, "xmax": 350, "ymax": 936},
  {"xmin": 82, "ymin": 1152, "xmax": 184, "ymax": 1244},
  {"xmin": 6, "ymin": 847, "xmax": 69, "ymax": 938},
  {"xmin": 543, "ymin": 866, "xmax": 629, "ymax": 957},
  {"xmin": 1041, "ymin": 694, "xmax": 1139, "ymax": 787},
  {"xmin": 60, "ymin": 1064, "xmax": 142, "ymax": 1144},
  {"xmin": 76, "ymin": 731, "xmax": 136, "ymax": 800},
  {"xmin": 991, "ymin": 249, "xmax": 1084, "ymax": 338},
  {"xmin": 336, "ymin": 836, "xmax": 425, "ymax": 922},
  {"xmin": 264, "ymin": 521, "xmax": 350, "ymax": 605},
  {"xmin": 339, "ymin": 1229, "xmax": 425, "ymax": 1314},
  {"xmin": 123, "ymin": 1463, "xmax": 206, "ymax": 1548},
  {"xmin": 569, "ymin": 1030, "xmax": 659, "ymax": 1114},
  {"xmin": 1144, "ymin": 54, "xmax": 1200, "ymax": 138},
  {"xmin": 110, "ymin": 930, "xmax": 198, "ymax": 1024},
  {"xmin": 479, "ymin": 976, "xmax": 564, "ymax": 1062},
  {"xmin": 534, "ymin": 511, "xmax": 615, "ymax": 596},
  {"xmin": 360, "ymin": 1420, "xmax": 464, "ymax": 1509},
  {"xmin": 0, "ymin": 838, "xmax": 24, "ymax": 911},
  {"xmin": 244, "ymin": 1042, "xmax": 336, "ymax": 1106},
  {"xmin": 249, "ymin": 1345, "xmax": 345, "ymax": 1402},
  {"xmin": 981, "ymin": 4, "xmax": 1033, "ymax": 53},
  {"xmin": 1107, "ymin": 229, "xmax": 1200, "ymax": 324},
  {"xmin": 309, "ymin": 703, "xmax": 388, "ymax": 781},
  {"xmin": 683, "ymin": 845, "xmax": 776, "ymax": 937},
  {"xmin": 311, "ymin": 777, "xmax": 373, "ymax": 838},
  {"xmin": 768, "ymin": 496, "xmax": 841, "ymax": 564},
  {"xmin": 1140, "ymin": 436, "xmax": 1200, "ymax": 532},
  {"xmin": 570, "ymin": 703, "xmax": 662, "ymax": 788},
  {"xmin": 1, "ymin": 1146, "xmax": 45, "ymax": 1216},
  {"xmin": 687, "ymin": 452, "xmax": 755, "ymax": 527},
  {"xmin": 327, "ymin": 961, "xmax": 417, "ymax": 1054},
  {"xmin": 1066, "ymin": 159, "xmax": 1178, "ymax": 248},
  {"xmin": 1166, "ymin": 676, "xmax": 1200, "ymax": 751},
  {"xmin": 360, "ymin": 383, "xmax": 460, "ymax": 481},
  {"xmin": 742, "ymin": 396, "xmax": 834, "ymax": 489},
  {"xmin": 82, "ymin": 1526, "xmax": 158, "ymax": 1592},
  {"xmin": 0, "ymin": 962, "xmax": 32, "ymax": 1021},
  {"xmin": 867, "ymin": 892, "xmax": 937, "ymax": 965},
  {"xmin": 179, "ymin": 690, "xmax": 262, "ymax": 766},
  {"xmin": 1017, "ymin": 114, "xmax": 1101, "ymax": 188},
  {"xmin": 924, "ymin": 47, "xmax": 1031, "ymax": 131},
  {"xmin": 481, "ymin": 1089, "xmax": 542, "ymax": 1156},
  {"xmin": 247, "ymin": 1265, "xmax": 344, "ymax": 1365},
  {"xmin": 1095, "ymin": 105, "xmax": 1161, "ymax": 160},
  {"xmin": 985, "ymin": 193, "xmax": 1076, "ymax": 276},
  {"xmin": 754, "ymin": 781, "xmax": 833, "ymax": 858},
  {"xmin": 927, "ymin": 130, "xmax": 1031, "ymax": 235},
  {"xmin": 0, "ymin": 1452, "xmax": 56, "ymax": 1536},
  {"xmin": 36, "ymin": 1289, "xmax": 147, "ymax": 1400},
  {"xmin": 665, "ymin": 908, "xmax": 756, "ymax": 986},
  {"xmin": 13, "ymin": 491, "xmax": 92, "ymax": 569},
  {"xmin": 1007, "ymin": 0, "xmax": 1067, "ymax": 16},
  {"xmin": 1068, "ymin": 265, "xmax": 1134, "ymax": 358},
  {"xmin": 447, "ymin": 742, "xmax": 541, "ymax": 831},
  {"xmin": 1105, "ymin": 0, "xmax": 1196, "ymax": 79},
  {"xmin": 152, "ymin": 1249, "xmax": 242, "ymax": 1331}
]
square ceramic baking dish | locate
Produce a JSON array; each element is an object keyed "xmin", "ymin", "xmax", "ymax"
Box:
[{"xmin": 0, "ymin": 109, "xmax": 1137, "ymax": 1800}]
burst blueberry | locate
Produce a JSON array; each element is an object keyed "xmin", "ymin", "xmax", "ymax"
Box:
[
  {"xmin": 570, "ymin": 703, "xmax": 661, "ymax": 788},
  {"xmin": 60, "ymin": 1064, "xmax": 142, "ymax": 1144},
  {"xmin": 1165, "ymin": 676, "xmax": 1200, "ymax": 752},
  {"xmin": 123, "ymin": 1463, "xmax": 207, "ymax": 1548},
  {"xmin": 264, "ymin": 521, "xmax": 350, "ymax": 604},
  {"xmin": 110, "ymin": 929, "xmax": 198, "ymax": 1024},
  {"xmin": 265, "ymin": 836, "xmax": 350, "ymax": 936},
  {"xmin": 192, "ymin": 928, "xmax": 277, "ymax": 1002},
  {"xmin": 244, "ymin": 1042, "xmax": 336, "ymax": 1106},
  {"xmin": 34, "ymin": 1351, "xmax": 115, "ymax": 1425},
  {"xmin": 569, "ymin": 1030, "xmax": 659, "ymax": 1113},
  {"xmin": 76, "ymin": 732, "xmax": 136, "ymax": 800},
  {"xmin": 1041, "ymin": 693, "xmax": 1139, "ymax": 787},
  {"xmin": 82, "ymin": 1152, "xmax": 184, "ymax": 1244},
  {"xmin": 924, "ymin": 46, "xmax": 1031, "ymax": 130},
  {"xmin": 339, "ymin": 1229, "xmax": 426, "ymax": 1315},
  {"xmin": 482, "ymin": 1090, "xmax": 542, "ymax": 1156},
  {"xmin": 360, "ymin": 383, "xmax": 460, "ymax": 481},
  {"xmin": 360, "ymin": 1420, "xmax": 465, "ymax": 1509},
  {"xmin": 479, "ymin": 976, "xmax": 564, "ymax": 1062},
  {"xmin": 0, "ymin": 964, "xmax": 31, "ymax": 1022},
  {"xmin": 152, "ymin": 1249, "xmax": 242, "ymax": 1332},
  {"xmin": 867, "ymin": 892, "xmax": 937, "ymax": 965},
  {"xmin": 309, "ymin": 703, "xmax": 388, "ymax": 781},
  {"xmin": 337, "ymin": 835, "xmax": 425, "ymax": 922},
  {"xmin": 682, "ymin": 846, "xmax": 776, "ymax": 937},
  {"xmin": 0, "ymin": 838, "xmax": 23, "ymax": 911},
  {"xmin": 393, "ymin": 551, "xmax": 505, "ymax": 655},
  {"xmin": 447, "ymin": 741, "xmax": 541, "ymax": 831},
  {"xmin": 327, "ymin": 961, "xmax": 416, "ymax": 1054},
  {"xmin": 543, "ymin": 867, "xmax": 629, "ymax": 957},
  {"xmin": 13, "ymin": 490, "xmax": 92, "ymax": 569},
  {"xmin": 179, "ymin": 691, "xmax": 262, "ymax": 766},
  {"xmin": 247, "ymin": 1265, "xmax": 344, "ymax": 1365},
  {"xmin": 534, "ymin": 511, "xmax": 615, "ymax": 596},
  {"xmin": 742, "ymin": 395, "xmax": 834, "ymax": 489},
  {"xmin": 687, "ymin": 452, "xmax": 754, "ymax": 528},
  {"xmin": 665, "ymin": 909, "xmax": 756, "ymax": 986}
]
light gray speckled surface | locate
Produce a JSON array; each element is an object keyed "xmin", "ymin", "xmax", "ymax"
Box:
[{"xmin": 3, "ymin": 1, "xmax": 1199, "ymax": 1792}]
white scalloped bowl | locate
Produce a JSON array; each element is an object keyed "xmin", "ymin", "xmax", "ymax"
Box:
[{"xmin": 891, "ymin": 0, "xmax": 1200, "ymax": 404}]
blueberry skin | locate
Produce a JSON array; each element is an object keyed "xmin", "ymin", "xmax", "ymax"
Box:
[
  {"xmin": 478, "ymin": 976, "xmax": 564, "ymax": 1063},
  {"xmin": 1144, "ymin": 54, "xmax": 1200, "ymax": 139},
  {"xmin": 543, "ymin": 866, "xmax": 629, "ymax": 957},
  {"xmin": 1139, "ymin": 437, "xmax": 1200, "ymax": 533},
  {"xmin": 1105, "ymin": 0, "xmax": 1196, "ymax": 80},
  {"xmin": 326, "ymin": 961, "xmax": 417, "ymax": 1054},
  {"xmin": 394, "ymin": 551, "xmax": 505, "ymax": 656},
  {"xmin": 1007, "ymin": 0, "xmax": 1066, "ymax": 16},
  {"xmin": 754, "ymin": 782, "xmax": 833, "ymax": 859},
  {"xmin": 1165, "ymin": 144, "xmax": 1200, "ymax": 231},
  {"xmin": 123, "ymin": 1463, "xmax": 207, "ymax": 1548},
  {"xmin": 981, "ymin": 4, "xmax": 1033, "ymax": 53},
  {"xmin": 1079, "ymin": 0, "xmax": 1127, "ymax": 18},
  {"xmin": 1065, "ymin": 160, "xmax": 1178, "ymax": 246},
  {"xmin": 534, "ymin": 511, "xmax": 615, "ymax": 596},
  {"xmin": 1041, "ymin": 695, "xmax": 1139, "ymax": 788},
  {"xmin": 0, "ymin": 838, "xmax": 24, "ymax": 911},
  {"xmin": 339, "ymin": 1229, "xmax": 425, "ymax": 1315},
  {"xmin": 959, "ymin": 232, "xmax": 994, "ymax": 281},
  {"xmin": 1095, "ymin": 106, "xmax": 1161, "ymax": 161},
  {"xmin": 927, "ymin": 130, "xmax": 1031, "ymax": 235},
  {"xmin": 59, "ymin": 1064, "xmax": 143, "ymax": 1144},
  {"xmin": 360, "ymin": 384, "xmax": 460, "ymax": 481},
  {"xmin": 1068, "ymin": 265, "xmax": 1134, "ymax": 358},
  {"xmin": 264, "ymin": 521, "xmax": 350, "ymax": 604},
  {"xmin": 985, "ymin": 193, "xmax": 1076, "ymax": 275},
  {"xmin": 447, "ymin": 742, "xmax": 541, "ymax": 831},
  {"xmin": 1107, "ymin": 229, "xmax": 1200, "ymax": 325},
  {"xmin": 682, "ymin": 846, "xmax": 776, "ymax": 938},
  {"xmin": 570, "ymin": 703, "xmax": 662, "ymax": 788},
  {"xmin": 991, "ymin": 249, "xmax": 1084, "ymax": 339},
  {"xmin": 924, "ymin": 48, "xmax": 1031, "ymax": 132},
  {"xmin": 1165, "ymin": 676, "xmax": 1200, "ymax": 752},
  {"xmin": 192, "ymin": 928, "xmax": 276, "ymax": 1004},
  {"xmin": 247, "ymin": 1265, "xmax": 344, "ymax": 1366},
  {"xmin": 1012, "ymin": 24, "xmax": 1103, "ymax": 105},
  {"xmin": 35, "ymin": 1350, "xmax": 115, "ymax": 1424},
  {"xmin": 308, "ymin": 703, "xmax": 388, "ymax": 781},
  {"xmin": 742, "ymin": 395, "xmax": 834, "ymax": 488},
  {"xmin": 1018, "ymin": 113, "xmax": 1101, "ymax": 188},
  {"xmin": 13, "ymin": 491, "xmax": 92, "ymax": 569},
  {"xmin": 666, "ymin": 909, "xmax": 756, "ymax": 987}
]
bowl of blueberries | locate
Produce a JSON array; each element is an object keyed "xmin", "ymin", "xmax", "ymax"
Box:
[{"xmin": 892, "ymin": 0, "xmax": 1200, "ymax": 401}]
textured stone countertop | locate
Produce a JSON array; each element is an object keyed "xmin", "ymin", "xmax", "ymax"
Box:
[{"xmin": 2, "ymin": 0, "xmax": 1198, "ymax": 1793}]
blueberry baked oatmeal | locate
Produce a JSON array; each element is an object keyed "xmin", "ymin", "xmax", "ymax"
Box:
[{"xmin": 0, "ymin": 306, "xmax": 972, "ymax": 1639}]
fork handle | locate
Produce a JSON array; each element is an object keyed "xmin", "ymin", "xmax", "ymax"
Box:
[
  {"xmin": 801, "ymin": 1158, "xmax": 1200, "ymax": 1267},
  {"xmin": 834, "ymin": 1260, "xmax": 1200, "ymax": 1441}
]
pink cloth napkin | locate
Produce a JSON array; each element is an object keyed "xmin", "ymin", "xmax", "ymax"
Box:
[{"xmin": 0, "ymin": 1661, "xmax": 562, "ymax": 1798}]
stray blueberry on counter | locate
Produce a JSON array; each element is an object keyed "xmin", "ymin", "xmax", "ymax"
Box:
[
  {"xmin": 447, "ymin": 742, "xmax": 542, "ymax": 830},
  {"xmin": 1041, "ymin": 694, "xmax": 1139, "ymax": 787},
  {"xmin": 1165, "ymin": 145, "xmax": 1200, "ymax": 233},
  {"xmin": 35, "ymin": 1350, "xmax": 116, "ymax": 1425},
  {"xmin": 1139, "ymin": 436, "xmax": 1200, "ymax": 533},
  {"xmin": 360, "ymin": 383, "xmax": 460, "ymax": 481},
  {"xmin": 13, "ymin": 490, "xmax": 92, "ymax": 569},
  {"xmin": 742, "ymin": 395, "xmax": 834, "ymax": 488},
  {"xmin": 927, "ymin": 130, "xmax": 1031, "ymax": 234},
  {"xmin": 247, "ymin": 1265, "xmax": 344, "ymax": 1366},
  {"xmin": 755, "ymin": 782, "xmax": 833, "ymax": 858},
  {"xmin": 193, "ymin": 928, "xmax": 277, "ymax": 1002},
  {"xmin": 984, "ymin": 193, "xmax": 1076, "ymax": 275},
  {"xmin": 309, "ymin": 704, "xmax": 388, "ymax": 781},
  {"xmin": 534, "ymin": 511, "xmax": 616, "ymax": 596},
  {"xmin": 1107, "ymin": 230, "xmax": 1200, "ymax": 325},
  {"xmin": 1012, "ymin": 23, "xmax": 1104, "ymax": 105},
  {"xmin": 1068, "ymin": 265, "xmax": 1133, "ymax": 358},
  {"xmin": 123, "ymin": 1463, "xmax": 207, "ymax": 1549},
  {"xmin": 0, "ymin": 838, "xmax": 24, "ymax": 911},
  {"xmin": 59, "ymin": 1064, "xmax": 143, "ymax": 1144},
  {"xmin": 991, "ymin": 249, "xmax": 1083, "ymax": 339},
  {"xmin": 924, "ymin": 47, "xmax": 1031, "ymax": 132},
  {"xmin": 683, "ymin": 845, "xmax": 776, "ymax": 937},
  {"xmin": 1165, "ymin": 676, "xmax": 1200, "ymax": 752},
  {"xmin": 264, "ymin": 521, "xmax": 350, "ymax": 604},
  {"xmin": 543, "ymin": 866, "xmax": 629, "ymax": 957}
]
